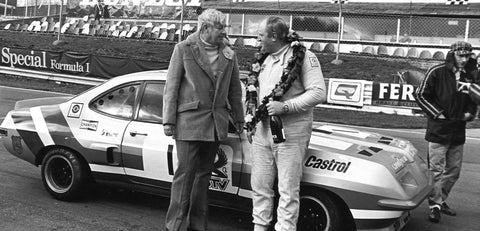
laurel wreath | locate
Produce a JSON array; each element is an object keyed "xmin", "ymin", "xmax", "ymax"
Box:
[{"xmin": 244, "ymin": 31, "xmax": 306, "ymax": 134}]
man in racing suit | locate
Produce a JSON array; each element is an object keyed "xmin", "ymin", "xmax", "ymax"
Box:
[
  {"xmin": 415, "ymin": 41, "xmax": 478, "ymax": 223},
  {"xmin": 251, "ymin": 16, "xmax": 326, "ymax": 231}
]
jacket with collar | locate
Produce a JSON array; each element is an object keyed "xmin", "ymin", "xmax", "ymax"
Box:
[
  {"xmin": 415, "ymin": 52, "xmax": 478, "ymax": 145},
  {"xmin": 163, "ymin": 31, "xmax": 244, "ymax": 141}
]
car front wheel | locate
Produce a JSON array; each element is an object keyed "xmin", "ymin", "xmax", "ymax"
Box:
[
  {"xmin": 41, "ymin": 148, "xmax": 91, "ymax": 201},
  {"xmin": 297, "ymin": 189, "xmax": 353, "ymax": 231}
]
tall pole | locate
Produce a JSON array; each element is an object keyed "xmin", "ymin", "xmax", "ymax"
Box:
[
  {"xmin": 4, "ymin": 0, "xmax": 7, "ymax": 17},
  {"xmin": 332, "ymin": 0, "xmax": 343, "ymax": 65},
  {"xmin": 179, "ymin": 0, "xmax": 184, "ymax": 42},
  {"xmin": 57, "ymin": 0, "xmax": 63, "ymax": 41},
  {"xmin": 25, "ymin": 0, "xmax": 28, "ymax": 18}
]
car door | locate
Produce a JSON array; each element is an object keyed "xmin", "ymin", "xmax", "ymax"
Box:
[
  {"xmin": 121, "ymin": 81, "xmax": 244, "ymax": 198},
  {"xmin": 121, "ymin": 81, "xmax": 176, "ymax": 189},
  {"xmin": 68, "ymin": 82, "xmax": 141, "ymax": 175}
]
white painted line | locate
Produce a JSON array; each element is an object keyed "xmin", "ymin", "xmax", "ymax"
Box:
[{"xmin": 0, "ymin": 85, "xmax": 72, "ymax": 96}]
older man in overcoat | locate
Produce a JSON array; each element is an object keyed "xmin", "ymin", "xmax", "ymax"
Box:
[{"xmin": 163, "ymin": 9, "xmax": 244, "ymax": 231}]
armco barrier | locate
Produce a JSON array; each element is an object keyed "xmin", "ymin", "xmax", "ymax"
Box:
[{"xmin": 0, "ymin": 67, "xmax": 420, "ymax": 116}]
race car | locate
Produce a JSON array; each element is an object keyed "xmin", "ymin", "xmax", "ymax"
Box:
[{"xmin": 0, "ymin": 70, "xmax": 432, "ymax": 231}]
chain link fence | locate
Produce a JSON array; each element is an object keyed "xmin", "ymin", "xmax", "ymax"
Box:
[
  {"xmin": 226, "ymin": 9, "xmax": 480, "ymax": 59},
  {"xmin": 4, "ymin": 1, "xmax": 480, "ymax": 59}
]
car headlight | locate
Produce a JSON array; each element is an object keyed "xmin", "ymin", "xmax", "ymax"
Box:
[{"xmin": 399, "ymin": 171, "xmax": 419, "ymax": 196}]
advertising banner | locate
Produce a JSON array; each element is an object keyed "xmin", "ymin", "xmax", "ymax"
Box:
[
  {"xmin": 371, "ymin": 82, "xmax": 418, "ymax": 108},
  {"xmin": 0, "ymin": 46, "xmax": 169, "ymax": 79},
  {"xmin": 327, "ymin": 78, "xmax": 370, "ymax": 107}
]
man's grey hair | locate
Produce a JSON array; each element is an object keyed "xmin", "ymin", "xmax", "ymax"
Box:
[{"xmin": 197, "ymin": 8, "xmax": 226, "ymax": 31}]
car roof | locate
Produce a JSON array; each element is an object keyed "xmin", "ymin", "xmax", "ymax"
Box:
[{"xmin": 113, "ymin": 70, "xmax": 168, "ymax": 82}]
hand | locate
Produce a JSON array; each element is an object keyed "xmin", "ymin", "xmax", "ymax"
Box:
[
  {"xmin": 266, "ymin": 101, "xmax": 285, "ymax": 116},
  {"xmin": 246, "ymin": 128, "xmax": 255, "ymax": 144},
  {"xmin": 464, "ymin": 112, "xmax": 474, "ymax": 121},
  {"xmin": 235, "ymin": 122, "xmax": 244, "ymax": 134},
  {"xmin": 164, "ymin": 124, "xmax": 176, "ymax": 137},
  {"xmin": 437, "ymin": 114, "xmax": 446, "ymax": 120}
]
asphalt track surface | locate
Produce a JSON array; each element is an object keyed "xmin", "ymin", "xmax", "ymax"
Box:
[{"xmin": 1, "ymin": 86, "xmax": 479, "ymax": 231}]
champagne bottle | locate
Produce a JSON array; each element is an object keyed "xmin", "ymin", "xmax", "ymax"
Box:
[{"xmin": 270, "ymin": 115, "xmax": 286, "ymax": 143}]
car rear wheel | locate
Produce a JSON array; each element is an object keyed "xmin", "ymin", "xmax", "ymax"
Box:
[
  {"xmin": 41, "ymin": 148, "xmax": 91, "ymax": 201},
  {"xmin": 297, "ymin": 189, "xmax": 352, "ymax": 231}
]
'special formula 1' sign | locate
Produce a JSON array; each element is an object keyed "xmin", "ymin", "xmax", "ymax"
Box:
[
  {"xmin": 1, "ymin": 47, "xmax": 91, "ymax": 74},
  {"xmin": 0, "ymin": 46, "xmax": 170, "ymax": 79}
]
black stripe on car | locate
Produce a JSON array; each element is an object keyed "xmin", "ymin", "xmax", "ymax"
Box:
[{"xmin": 11, "ymin": 111, "xmax": 44, "ymax": 156}]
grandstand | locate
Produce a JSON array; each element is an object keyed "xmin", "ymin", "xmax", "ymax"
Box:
[{"xmin": 2, "ymin": 0, "xmax": 480, "ymax": 60}]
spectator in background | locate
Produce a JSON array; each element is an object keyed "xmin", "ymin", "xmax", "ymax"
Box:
[
  {"xmin": 415, "ymin": 41, "xmax": 478, "ymax": 223},
  {"xmin": 162, "ymin": 8, "xmax": 244, "ymax": 231},
  {"xmin": 94, "ymin": 1, "xmax": 104, "ymax": 22},
  {"xmin": 250, "ymin": 16, "xmax": 326, "ymax": 231},
  {"xmin": 103, "ymin": 3, "xmax": 110, "ymax": 19}
]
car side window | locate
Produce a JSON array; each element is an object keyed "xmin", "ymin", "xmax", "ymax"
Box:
[
  {"xmin": 91, "ymin": 84, "xmax": 140, "ymax": 119},
  {"xmin": 137, "ymin": 82, "xmax": 164, "ymax": 123}
]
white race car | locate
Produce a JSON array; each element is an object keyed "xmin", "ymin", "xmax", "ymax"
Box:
[{"xmin": 0, "ymin": 70, "xmax": 432, "ymax": 231}]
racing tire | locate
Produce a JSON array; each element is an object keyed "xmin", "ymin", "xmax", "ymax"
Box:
[
  {"xmin": 297, "ymin": 189, "xmax": 353, "ymax": 231},
  {"xmin": 41, "ymin": 148, "xmax": 91, "ymax": 201}
]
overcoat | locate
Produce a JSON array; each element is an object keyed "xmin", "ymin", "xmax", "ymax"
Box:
[{"xmin": 163, "ymin": 31, "xmax": 244, "ymax": 141}]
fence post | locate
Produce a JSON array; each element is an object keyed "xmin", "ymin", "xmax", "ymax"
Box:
[
  {"xmin": 465, "ymin": 19, "xmax": 470, "ymax": 42},
  {"xmin": 289, "ymin": 15, "xmax": 293, "ymax": 31},
  {"xmin": 241, "ymin": 13, "xmax": 245, "ymax": 35},
  {"xmin": 396, "ymin": 18, "xmax": 401, "ymax": 43},
  {"xmin": 4, "ymin": 0, "xmax": 7, "ymax": 17},
  {"xmin": 332, "ymin": 0, "xmax": 343, "ymax": 65}
]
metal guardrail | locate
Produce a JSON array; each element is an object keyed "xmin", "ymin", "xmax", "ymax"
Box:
[{"xmin": 0, "ymin": 66, "xmax": 105, "ymax": 86}]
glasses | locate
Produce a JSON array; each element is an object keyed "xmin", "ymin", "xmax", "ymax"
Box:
[{"xmin": 212, "ymin": 23, "xmax": 229, "ymax": 30}]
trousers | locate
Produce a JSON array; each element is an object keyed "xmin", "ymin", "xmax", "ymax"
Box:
[
  {"xmin": 427, "ymin": 142, "xmax": 463, "ymax": 206},
  {"xmin": 251, "ymin": 119, "xmax": 311, "ymax": 231},
  {"xmin": 165, "ymin": 140, "xmax": 219, "ymax": 231}
]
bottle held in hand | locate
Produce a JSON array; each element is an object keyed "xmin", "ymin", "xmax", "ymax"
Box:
[{"xmin": 270, "ymin": 115, "xmax": 285, "ymax": 143}]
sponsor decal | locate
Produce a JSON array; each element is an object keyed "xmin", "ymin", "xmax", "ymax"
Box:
[
  {"xmin": 327, "ymin": 78, "xmax": 368, "ymax": 107},
  {"xmin": 80, "ymin": 120, "xmax": 98, "ymax": 131},
  {"xmin": 68, "ymin": 103, "xmax": 83, "ymax": 118},
  {"xmin": 304, "ymin": 156, "xmax": 351, "ymax": 173},
  {"xmin": 101, "ymin": 129, "xmax": 118, "ymax": 137},
  {"xmin": 209, "ymin": 148, "xmax": 230, "ymax": 191},
  {"xmin": 11, "ymin": 135, "xmax": 23, "ymax": 154},
  {"xmin": 391, "ymin": 155, "xmax": 409, "ymax": 172}
]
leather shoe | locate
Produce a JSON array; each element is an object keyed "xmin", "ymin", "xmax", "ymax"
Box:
[
  {"xmin": 429, "ymin": 206, "xmax": 441, "ymax": 223},
  {"xmin": 441, "ymin": 202, "xmax": 457, "ymax": 216}
]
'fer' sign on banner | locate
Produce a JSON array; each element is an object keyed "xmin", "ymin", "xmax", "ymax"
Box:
[{"xmin": 372, "ymin": 82, "xmax": 418, "ymax": 108}]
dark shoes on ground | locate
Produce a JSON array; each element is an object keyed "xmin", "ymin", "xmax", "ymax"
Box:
[
  {"xmin": 441, "ymin": 202, "xmax": 457, "ymax": 216},
  {"xmin": 429, "ymin": 206, "xmax": 441, "ymax": 223}
]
